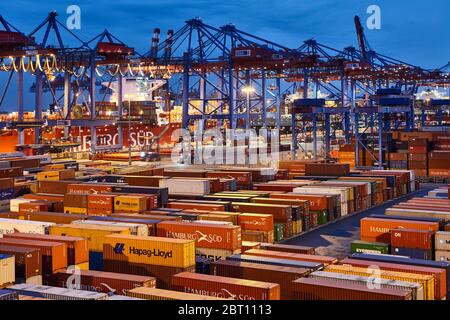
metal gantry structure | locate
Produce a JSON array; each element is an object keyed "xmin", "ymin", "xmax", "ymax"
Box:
[{"xmin": 0, "ymin": 12, "xmax": 449, "ymax": 167}]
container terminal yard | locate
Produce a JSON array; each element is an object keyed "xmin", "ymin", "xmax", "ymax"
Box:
[{"xmin": 0, "ymin": 2, "xmax": 449, "ymax": 305}]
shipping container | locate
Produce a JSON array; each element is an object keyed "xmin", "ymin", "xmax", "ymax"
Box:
[
  {"xmin": 168, "ymin": 202, "xmax": 226, "ymax": 212},
  {"xmin": 230, "ymin": 203, "xmax": 291, "ymax": 222},
  {"xmin": 171, "ymin": 272, "xmax": 280, "ymax": 300},
  {"xmin": 241, "ymin": 241, "xmax": 261, "ymax": 253},
  {"xmin": 49, "ymin": 224, "xmax": 131, "ymax": 252},
  {"xmin": 0, "ymin": 245, "xmax": 41, "ymax": 281},
  {"xmin": 211, "ymin": 259, "xmax": 309, "ymax": 300},
  {"xmin": 0, "ymin": 218, "xmax": 55, "ymax": 235},
  {"xmin": 71, "ymin": 220, "xmax": 148, "ymax": 237},
  {"xmin": 350, "ymin": 240, "xmax": 390, "ymax": 254},
  {"xmin": 114, "ymin": 195, "xmax": 147, "ymax": 213},
  {"xmin": 0, "ymin": 254, "xmax": 15, "ymax": 286},
  {"xmin": 103, "ymin": 234, "xmax": 195, "ymax": 268},
  {"xmin": 3, "ymin": 233, "xmax": 88, "ymax": 266},
  {"xmin": 195, "ymin": 247, "xmax": 241, "ymax": 262},
  {"xmin": 103, "ymin": 260, "xmax": 195, "ymax": 289},
  {"xmin": 310, "ymin": 270, "xmax": 423, "ymax": 300},
  {"xmin": 0, "ymin": 289, "xmax": 18, "ymax": 300},
  {"xmin": 51, "ymin": 269, "xmax": 156, "ymax": 295},
  {"xmin": 160, "ymin": 179, "xmax": 210, "ymax": 196},
  {"xmin": 259, "ymin": 243, "xmax": 315, "ymax": 255},
  {"xmin": 126, "ymin": 287, "xmax": 227, "ymax": 300},
  {"xmin": 293, "ymin": 277, "xmax": 411, "ymax": 300},
  {"xmin": 227, "ymin": 254, "xmax": 323, "ymax": 270},
  {"xmin": 391, "ymin": 228, "xmax": 434, "ymax": 250},
  {"xmin": 360, "ymin": 217, "xmax": 439, "ymax": 243},
  {"xmin": 342, "ymin": 257, "xmax": 446, "ymax": 300},
  {"xmin": 156, "ymin": 221, "xmax": 241, "ymax": 251},
  {"xmin": 7, "ymin": 283, "xmax": 108, "ymax": 300},
  {"xmin": 238, "ymin": 213, "xmax": 274, "ymax": 232},
  {"xmin": 242, "ymin": 230, "xmax": 273, "ymax": 243},
  {"xmin": 243, "ymin": 249, "xmax": 337, "ymax": 266},
  {"xmin": 21, "ymin": 211, "xmax": 88, "ymax": 224},
  {"xmin": 326, "ymin": 264, "xmax": 433, "ymax": 299},
  {"xmin": 435, "ymin": 232, "xmax": 450, "ymax": 251},
  {"xmin": 0, "ymin": 237, "xmax": 67, "ymax": 274},
  {"xmin": 87, "ymin": 215, "xmax": 159, "ymax": 236}
]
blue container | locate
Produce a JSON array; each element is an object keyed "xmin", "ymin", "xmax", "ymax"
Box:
[
  {"xmin": 430, "ymin": 99, "xmax": 450, "ymax": 106},
  {"xmin": 0, "ymin": 188, "xmax": 14, "ymax": 200},
  {"xmin": 0, "ymin": 289, "xmax": 18, "ymax": 300},
  {"xmin": 294, "ymin": 98, "xmax": 326, "ymax": 107},
  {"xmin": 89, "ymin": 251, "xmax": 103, "ymax": 271}
]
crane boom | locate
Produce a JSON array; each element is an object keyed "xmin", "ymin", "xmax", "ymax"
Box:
[{"xmin": 354, "ymin": 15, "xmax": 367, "ymax": 61}]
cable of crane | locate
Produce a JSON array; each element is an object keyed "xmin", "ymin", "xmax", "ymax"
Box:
[
  {"xmin": 1, "ymin": 59, "xmax": 12, "ymax": 72},
  {"xmin": 95, "ymin": 66, "xmax": 105, "ymax": 77},
  {"xmin": 20, "ymin": 56, "xmax": 29, "ymax": 73},
  {"xmin": 72, "ymin": 66, "xmax": 85, "ymax": 78},
  {"xmin": 106, "ymin": 64, "xmax": 120, "ymax": 77},
  {"xmin": 127, "ymin": 63, "xmax": 135, "ymax": 77},
  {"xmin": 12, "ymin": 57, "xmax": 20, "ymax": 72}
]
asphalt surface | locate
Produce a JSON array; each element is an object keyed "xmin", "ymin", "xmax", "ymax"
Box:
[{"xmin": 284, "ymin": 183, "xmax": 442, "ymax": 259}]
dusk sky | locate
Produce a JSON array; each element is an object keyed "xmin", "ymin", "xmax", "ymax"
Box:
[{"xmin": 0, "ymin": 0, "xmax": 449, "ymax": 109}]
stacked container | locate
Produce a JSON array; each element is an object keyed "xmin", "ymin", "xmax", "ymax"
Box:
[{"xmin": 435, "ymin": 231, "xmax": 450, "ymax": 262}]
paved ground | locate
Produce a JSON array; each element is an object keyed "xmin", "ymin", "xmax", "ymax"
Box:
[{"xmin": 284, "ymin": 183, "xmax": 442, "ymax": 259}]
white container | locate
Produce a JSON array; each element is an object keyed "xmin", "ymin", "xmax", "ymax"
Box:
[
  {"xmin": 324, "ymin": 180, "xmax": 372, "ymax": 195},
  {"xmin": 7, "ymin": 284, "xmax": 108, "ymax": 300},
  {"xmin": 159, "ymin": 179, "xmax": 210, "ymax": 195},
  {"xmin": 0, "ymin": 254, "xmax": 15, "ymax": 286},
  {"xmin": 195, "ymin": 247, "xmax": 241, "ymax": 262},
  {"xmin": 9, "ymin": 198, "xmax": 31, "ymax": 212},
  {"xmin": 310, "ymin": 271, "xmax": 423, "ymax": 300},
  {"xmin": 293, "ymin": 187, "xmax": 349, "ymax": 216},
  {"xmin": 71, "ymin": 220, "xmax": 148, "ymax": 237},
  {"xmin": 0, "ymin": 218, "xmax": 55, "ymax": 236}
]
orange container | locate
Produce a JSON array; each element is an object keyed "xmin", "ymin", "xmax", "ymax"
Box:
[
  {"xmin": 238, "ymin": 213, "xmax": 274, "ymax": 232},
  {"xmin": 0, "ymin": 237, "xmax": 67, "ymax": 274},
  {"xmin": 360, "ymin": 217, "xmax": 439, "ymax": 243},
  {"xmin": 270, "ymin": 193, "xmax": 327, "ymax": 211},
  {"xmin": 156, "ymin": 221, "xmax": 241, "ymax": 251},
  {"xmin": 87, "ymin": 194, "xmax": 114, "ymax": 214},
  {"xmin": 244, "ymin": 249, "xmax": 337, "ymax": 266},
  {"xmin": 67, "ymin": 184, "xmax": 113, "ymax": 195},
  {"xmin": 167, "ymin": 202, "xmax": 225, "ymax": 212}
]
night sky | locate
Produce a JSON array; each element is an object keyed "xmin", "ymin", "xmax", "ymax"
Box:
[{"xmin": 0, "ymin": 0, "xmax": 449, "ymax": 109}]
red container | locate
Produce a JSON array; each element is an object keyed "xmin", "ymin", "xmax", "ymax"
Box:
[
  {"xmin": 3, "ymin": 233, "xmax": 88, "ymax": 265},
  {"xmin": 172, "ymin": 272, "xmax": 280, "ymax": 300},
  {"xmin": 390, "ymin": 228, "xmax": 434, "ymax": 250},
  {"xmin": 22, "ymin": 212, "xmax": 88, "ymax": 224},
  {"xmin": 293, "ymin": 277, "xmax": 411, "ymax": 300},
  {"xmin": 87, "ymin": 194, "xmax": 114, "ymax": 214},
  {"xmin": 0, "ymin": 238, "xmax": 67, "ymax": 274},
  {"xmin": 360, "ymin": 217, "xmax": 439, "ymax": 243},
  {"xmin": 18, "ymin": 202, "xmax": 49, "ymax": 214},
  {"xmin": 156, "ymin": 221, "xmax": 241, "ymax": 251},
  {"xmin": 0, "ymin": 245, "xmax": 42, "ymax": 280},
  {"xmin": 51, "ymin": 269, "xmax": 156, "ymax": 295},
  {"xmin": 270, "ymin": 194, "xmax": 328, "ymax": 211},
  {"xmin": 211, "ymin": 260, "xmax": 309, "ymax": 300},
  {"xmin": 340, "ymin": 258, "xmax": 446, "ymax": 300},
  {"xmin": 253, "ymin": 184, "xmax": 296, "ymax": 192}
]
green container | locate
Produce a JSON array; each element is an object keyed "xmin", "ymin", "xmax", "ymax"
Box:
[
  {"xmin": 350, "ymin": 240, "xmax": 390, "ymax": 254},
  {"xmin": 317, "ymin": 210, "xmax": 328, "ymax": 225},
  {"xmin": 274, "ymin": 223, "xmax": 284, "ymax": 242}
]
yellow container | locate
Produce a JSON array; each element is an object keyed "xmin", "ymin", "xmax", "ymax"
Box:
[
  {"xmin": 64, "ymin": 207, "xmax": 88, "ymax": 215},
  {"xmin": 114, "ymin": 196, "xmax": 147, "ymax": 213},
  {"xmin": 74, "ymin": 261, "xmax": 89, "ymax": 270},
  {"xmin": 103, "ymin": 234, "xmax": 195, "ymax": 268},
  {"xmin": 37, "ymin": 171, "xmax": 60, "ymax": 181},
  {"xmin": 126, "ymin": 287, "xmax": 226, "ymax": 300},
  {"xmin": 50, "ymin": 224, "xmax": 131, "ymax": 252},
  {"xmin": 326, "ymin": 265, "xmax": 434, "ymax": 300}
]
